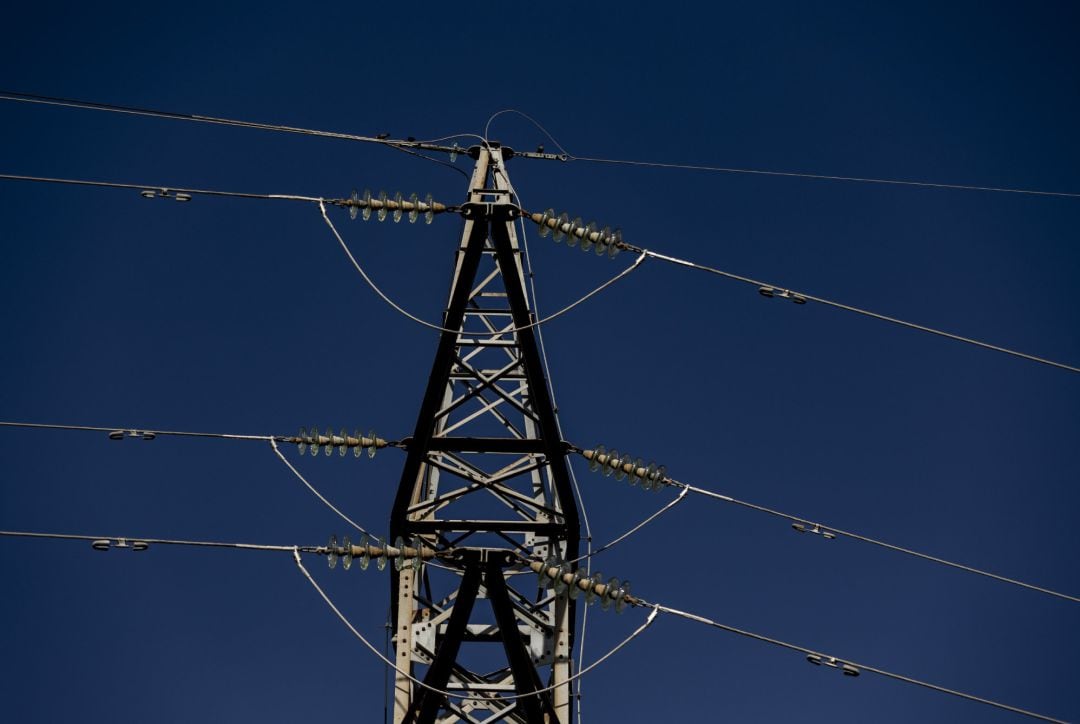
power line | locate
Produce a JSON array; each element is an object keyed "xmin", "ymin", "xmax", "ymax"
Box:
[
  {"xmin": 8, "ymin": 96, "xmax": 1070, "ymax": 719},
  {"xmin": 485, "ymin": 108, "xmax": 573, "ymax": 159},
  {"xmin": 0, "ymin": 528, "xmax": 318, "ymax": 554},
  {"xmin": 642, "ymin": 599, "xmax": 1067, "ymax": 723},
  {"xmin": 535, "ymin": 556, "xmax": 1069, "ymax": 722},
  {"xmin": 1, "ymin": 171, "xmax": 644, "ymax": 342},
  {"xmin": 0, "ymin": 419, "xmax": 280, "ymax": 442},
  {"xmin": 11, "ymin": 90, "xmax": 1076, "ymax": 200},
  {"xmin": 0, "ymin": 172, "xmax": 461, "ymax": 236},
  {"xmin": 563, "ymin": 485, "xmax": 689, "ymax": 566},
  {"xmin": 522, "ymin": 210, "xmax": 1080, "ymax": 375},
  {"xmin": 22, "ymin": 166, "xmax": 1068, "ymax": 380},
  {"xmin": 15, "ymin": 416, "xmax": 1074, "ymax": 601},
  {"xmin": 571, "ymin": 154, "xmax": 1080, "ymax": 199},
  {"xmin": 10, "ymin": 416, "xmax": 1076, "ymax": 602},
  {"xmin": 0, "ymin": 420, "xmax": 400, "ymax": 450},
  {"xmin": 269, "ymin": 438, "xmax": 376, "ymax": 539},
  {"xmin": 4, "ymin": 525, "xmax": 1064, "ymax": 721},
  {"xmin": 669, "ymin": 476, "xmax": 1080, "ymax": 604},
  {"xmin": 385, "ymin": 142, "xmax": 471, "ymax": 180},
  {"xmin": 639, "ymin": 248, "xmax": 1080, "ymax": 374},
  {"xmin": 0, "ymin": 90, "xmax": 451, "ymax": 154},
  {"xmin": 0, "ymin": 421, "xmax": 384, "ymax": 542},
  {"xmin": 0, "ymin": 90, "xmax": 498, "ymax": 167},
  {"xmin": 574, "ymin": 451, "xmax": 1080, "ymax": 605},
  {"xmin": 483, "ymin": 107, "xmax": 1080, "ymax": 199},
  {"xmin": 0, "ymin": 172, "xmax": 324, "ymax": 203}
]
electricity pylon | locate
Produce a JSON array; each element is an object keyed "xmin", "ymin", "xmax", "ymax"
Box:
[{"xmin": 389, "ymin": 145, "xmax": 580, "ymax": 723}]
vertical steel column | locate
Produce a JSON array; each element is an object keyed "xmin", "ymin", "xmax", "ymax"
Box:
[{"xmin": 389, "ymin": 146, "xmax": 579, "ymax": 723}]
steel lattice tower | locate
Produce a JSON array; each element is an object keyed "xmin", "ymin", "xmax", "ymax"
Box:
[{"xmin": 389, "ymin": 146, "xmax": 580, "ymax": 723}]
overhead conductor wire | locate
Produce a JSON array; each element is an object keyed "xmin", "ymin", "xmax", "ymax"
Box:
[
  {"xmin": 384, "ymin": 142, "xmax": 470, "ymax": 181},
  {"xmin": 1, "ymin": 89, "xmax": 495, "ymax": 184},
  {"xmin": 2, "ymin": 103, "xmax": 1070, "ymax": 719},
  {"xmin": 562, "ymin": 485, "xmax": 689, "ymax": 566},
  {"xmin": 8, "ymin": 89, "xmax": 1077, "ymax": 200},
  {"xmin": 0, "ymin": 420, "xmax": 379, "ymax": 543},
  {"xmin": 640, "ymin": 599, "xmax": 1066, "ymax": 723},
  {"xmin": 0, "ymin": 172, "xmax": 322, "ymax": 203},
  {"xmin": 637, "ymin": 249, "xmax": 1080, "ymax": 375},
  {"xmin": 0, "ymin": 529, "xmax": 319, "ymax": 554},
  {"xmin": 485, "ymin": 106, "xmax": 1080, "ymax": 199},
  {"xmin": 0, "ymin": 90, "xmax": 432, "ymax": 151},
  {"xmin": 0, "ymin": 529, "xmax": 1066, "ymax": 722},
  {"xmin": 269, "ymin": 438, "xmax": 375, "ymax": 539},
  {"xmin": 1, "ymin": 171, "xmax": 645, "ymax": 339},
  {"xmin": 485, "ymin": 109, "xmax": 573, "ymax": 160},
  {"xmin": 0, "ymin": 419, "xmax": 279, "ymax": 442},
  {"xmin": 7, "ymin": 419, "xmax": 1071, "ymax": 602},
  {"xmin": 664, "ymin": 475, "xmax": 1080, "ymax": 604},
  {"xmin": 569, "ymin": 154, "xmax": 1080, "ymax": 199},
  {"xmin": 476, "ymin": 111, "xmax": 1080, "ymax": 375}
]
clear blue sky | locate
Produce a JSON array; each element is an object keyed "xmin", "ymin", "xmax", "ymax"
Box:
[{"xmin": 1, "ymin": 2, "xmax": 1078, "ymax": 722}]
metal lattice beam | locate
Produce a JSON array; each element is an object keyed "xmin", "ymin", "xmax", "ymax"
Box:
[{"xmin": 389, "ymin": 147, "xmax": 579, "ymax": 723}]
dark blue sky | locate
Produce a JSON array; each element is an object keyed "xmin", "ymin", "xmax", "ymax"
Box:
[{"xmin": 2, "ymin": 2, "xmax": 1078, "ymax": 722}]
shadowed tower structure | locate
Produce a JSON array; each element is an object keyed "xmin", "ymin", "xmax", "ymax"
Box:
[{"xmin": 389, "ymin": 145, "xmax": 581, "ymax": 723}]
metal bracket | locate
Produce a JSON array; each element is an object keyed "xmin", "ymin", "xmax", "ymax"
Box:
[
  {"xmin": 448, "ymin": 548, "xmax": 519, "ymax": 567},
  {"xmin": 460, "ymin": 200, "xmax": 518, "ymax": 221}
]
